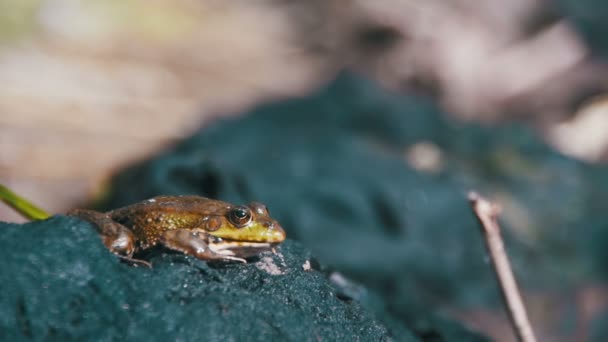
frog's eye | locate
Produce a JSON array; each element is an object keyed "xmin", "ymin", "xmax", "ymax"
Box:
[
  {"xmin": 228, "ymin": 206, "xmax": 252, "ymax": 228},
  {"xmin": 249, "ymin": 202, "xmax": 269, "ymax": 216}
]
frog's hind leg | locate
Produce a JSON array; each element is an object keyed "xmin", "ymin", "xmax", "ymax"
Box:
[
  {"xmin": 66, "ymin": 209, "xmax": 149, "ymax": 267},
  {"xmin": 159, "ymin": 229, "xmax": 246, "ymax": 263}
]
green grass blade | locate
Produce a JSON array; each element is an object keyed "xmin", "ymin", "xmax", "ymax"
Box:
[{"xmin": 0, "ymin": 184, "xmax": 50, "ymax": 220}]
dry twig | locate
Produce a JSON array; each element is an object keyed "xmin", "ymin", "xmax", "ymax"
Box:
[{"xmin": 468, "ymin": 191, "xmax": 537, "ymax": 342}]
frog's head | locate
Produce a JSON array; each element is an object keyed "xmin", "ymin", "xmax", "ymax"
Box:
[{"xmin": 202, "ymin": 202, "xmax": 286, "ymax": 258}]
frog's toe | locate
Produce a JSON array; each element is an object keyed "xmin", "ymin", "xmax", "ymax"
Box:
[
  {"xmin": 221, "ymin": 256, "xmax": 247, "ymax": 263},
  {"xmin": 116, "ymin": 255, "xmax": 152, "ymax": 268}
]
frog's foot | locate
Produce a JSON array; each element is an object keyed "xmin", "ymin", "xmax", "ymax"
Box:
[
  {"xmin": 211, "ymin": 255, "xmax": 247, "ymax": 264},
  {"xmin": 116, "ymin": 255, "xmax": 152, "ymax": 268},
  {"xmin": 67, "ymin": 209, "xmax": 137, "ymax": 260},
  {"xmin": 159, "ymin": 229, "xmax": 247, "ymax": 263}
]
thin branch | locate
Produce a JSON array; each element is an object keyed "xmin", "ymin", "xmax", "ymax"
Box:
[{"xmin": 468, "ymin": 191, "xmax": 537, "ymax": 342}]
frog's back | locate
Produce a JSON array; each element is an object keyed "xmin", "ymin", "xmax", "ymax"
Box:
[
  {"xmin": 112, "ymin": 196, "xmax": 233, "ymax": 215},
  {"xmin": 109, "ymin": 196, "xmax": 233, "ymax": 248}
]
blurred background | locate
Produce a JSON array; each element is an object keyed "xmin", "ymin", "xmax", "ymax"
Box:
[
  {"xmin": 2, "ymin": 0, "xmax": 608, "ymax": 221},
  {"xmin": 2, "ymin": 0, "xmax": 608, "ymax": 340}
]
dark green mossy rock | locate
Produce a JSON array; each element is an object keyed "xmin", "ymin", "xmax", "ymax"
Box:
[
  {"xmin": 101, "ymin": 74, "xmax": 499, "ymax": 309},
  {"xmin": 97, "ymin": 73, "xmax": 608, "ymax": 338},
  {"xmin": 0, "ymin": 217, "xmax": 400, "ymax": 341},
  {"xmin": 101, "ymin": 73, "xmax": 608, "ymax": 305}
]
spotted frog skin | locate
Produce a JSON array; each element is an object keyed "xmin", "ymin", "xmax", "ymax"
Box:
[{"xmin": 67, "ymin": 196, "xmax": 286, "ymax": 265}]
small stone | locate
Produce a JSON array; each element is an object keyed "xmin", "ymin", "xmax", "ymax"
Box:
[{"xmin": 302, "ymin": 260, "xmax": 312, "ymax": 271}]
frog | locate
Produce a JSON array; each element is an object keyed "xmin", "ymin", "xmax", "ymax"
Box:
[
  {"xmin": 67, "ymin": 196, "xmax": 286, "ymax": 265},
  {"xmin": 0, "ymin": 184, "xmax": 286, "ymax": 266}
]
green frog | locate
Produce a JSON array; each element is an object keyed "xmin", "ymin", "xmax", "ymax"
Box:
[{"xmin": 0, "ymin": 184, "xmax": 286, "ymax": 265}]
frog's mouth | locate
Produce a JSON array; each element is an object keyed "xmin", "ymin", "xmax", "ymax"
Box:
[{"xmin": 209, "ymin": 240, "xmax": 279, "ymax": 258}]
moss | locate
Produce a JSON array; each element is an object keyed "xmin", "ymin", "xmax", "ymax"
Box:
[{"xmin": 0, "ymin": 217, "xmax": 396, "ymax": 341}]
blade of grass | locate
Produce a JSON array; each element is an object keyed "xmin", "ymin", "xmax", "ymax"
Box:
[{"xmin": 0, "ymin": 183, "xmax": 50, "ymax": 220}]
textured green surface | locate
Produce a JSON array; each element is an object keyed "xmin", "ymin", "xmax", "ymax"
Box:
[
  {"xmin": 102, "ymin": 74, "xmax": 608, "ymax": 302},
  {"xmin": 0, "ymin": 217, "xmax": 400, "ymax": 341},
  {"xmin": 98, "ymin": 73, "xmax": 608, "ymax": 337}
]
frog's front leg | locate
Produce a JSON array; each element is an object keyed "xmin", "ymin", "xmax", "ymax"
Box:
[
  {"xmin": 158, "ymin": 229, "xmax": 246, "ymax": 263},
  {"xmin": 66, "ymin": 209, "xmax": 141, "ymax": 264}
]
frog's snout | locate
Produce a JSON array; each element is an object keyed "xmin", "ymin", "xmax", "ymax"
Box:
[{"xmin": 262, "ymin": 219, "xmax": 286, "ymax": 242}]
